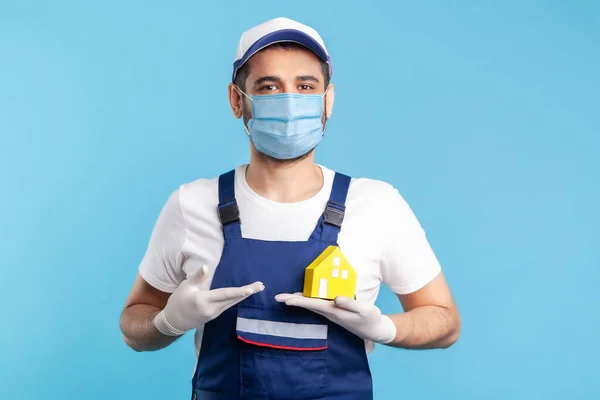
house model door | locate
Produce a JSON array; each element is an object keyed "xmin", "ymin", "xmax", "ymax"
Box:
[{"xmin": 318, "ymin": 278, "xmax": 328, "ymax": 298}]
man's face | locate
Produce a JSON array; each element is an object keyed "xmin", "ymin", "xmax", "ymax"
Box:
[
  {"xmin": 244, "ymin": 45, "xmax": 327, "ymax": 94},
  {"xmin": 229, "ymin": 45, "xmax": 335, "ymax": 163}
]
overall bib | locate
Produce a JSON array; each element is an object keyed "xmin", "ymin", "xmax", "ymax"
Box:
[{"xmin": 192, "ymin": 169, "xmax": 373, "ymax": 400}]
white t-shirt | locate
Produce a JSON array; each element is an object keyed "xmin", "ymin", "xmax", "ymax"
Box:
[{"xmin": 139, "ymin": 164, "xmax": 442, "ymax": 358}]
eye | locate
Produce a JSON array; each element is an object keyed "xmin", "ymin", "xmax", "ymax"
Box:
[
  {"xmin": 259, "ymin": 85, "xmax": 278, "ymax": 92},
  {"xmin": 299, "ymin": 84, "xmax": 314, "ymax": 91}
]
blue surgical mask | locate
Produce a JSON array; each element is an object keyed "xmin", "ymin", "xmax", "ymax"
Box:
[{"xmin": 239, "ymin": 89, "xmax": 327, "ymax": 160}]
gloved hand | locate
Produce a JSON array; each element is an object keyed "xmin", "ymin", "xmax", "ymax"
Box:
[
  {"xmin": 274, "ymin": 293, "xmax": 396, "ymax": 344},
  {"xmin": 155, "ymin": 265, "xmax": 265, "ymax": 336}
]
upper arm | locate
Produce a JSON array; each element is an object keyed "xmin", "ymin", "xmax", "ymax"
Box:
[
  {"xmin": 137, "ymin": 188, "xmax": 187, "ymax": 293},
  {"xmin": 397, "ymin": 271, "xmax": 456, "ymax": 313},
  {"xmin": 123, "ymin": 273, "xmax": 172, "ymax": 311},
  {"xmin": 372, "ymin": 184, "xmax": 459, "ymax": 316},
  {"xmin": 122, "ymin": 188, "xmax": 186, "ymax": 312},
  {"xmin": 377, "ymin": 184, "xmax": 443, "ymax": 295}
]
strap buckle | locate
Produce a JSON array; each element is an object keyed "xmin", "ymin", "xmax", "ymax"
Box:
[
  {"xmin": 218, "ymin": 200, "xmax": 240, "ymax": 225},
  {"xmin": 323, "ymin": 201, "xmax": 345, "ymax": 228}
]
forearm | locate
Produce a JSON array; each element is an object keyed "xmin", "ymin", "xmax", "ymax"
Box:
[
  {"xmin": 120, "ymin": 304, "xmax": 180, "ymax": 352},
  {"xmin": 386, "ymin": 305, "xmax": 460, "ymax": 349}
]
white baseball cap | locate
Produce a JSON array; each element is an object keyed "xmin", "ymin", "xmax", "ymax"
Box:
[{"xmin": 232, "ymin": 17, "xmax": 332, "ymax": 82}]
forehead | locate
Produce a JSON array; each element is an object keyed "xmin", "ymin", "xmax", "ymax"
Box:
[{"xmin": 245, "ymin": 46, "xmax": 324, "ymax": 79}]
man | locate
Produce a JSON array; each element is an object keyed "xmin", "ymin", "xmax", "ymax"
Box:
[{"xmin": 120, "ymin": 17, "xmax": 460, "ymax": 400}]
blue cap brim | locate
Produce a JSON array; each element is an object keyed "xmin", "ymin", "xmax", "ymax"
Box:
[{"xmin": 232, "ymin": 29, "xmax": 331, "ymax": 83}]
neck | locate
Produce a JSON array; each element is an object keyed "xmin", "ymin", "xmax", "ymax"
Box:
[{"xmin": 245, "ymin": 151, "xmax": 323, "ymax": 203}]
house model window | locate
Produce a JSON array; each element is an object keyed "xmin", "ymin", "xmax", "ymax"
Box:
[{"xmin": 303, "ymin": 246, "xmax": 357, "ymax": 300}]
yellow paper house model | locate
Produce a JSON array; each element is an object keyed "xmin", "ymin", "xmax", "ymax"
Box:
[{"xmin": 303, "ymin": 246, "xmax": 357, "ymax": 300}]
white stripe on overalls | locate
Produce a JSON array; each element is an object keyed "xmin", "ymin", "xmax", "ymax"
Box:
[{"xmin": 236, "ymin": 317, "xmax": 328, "ymax": 339}]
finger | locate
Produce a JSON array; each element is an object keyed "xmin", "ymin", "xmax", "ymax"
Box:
[
  {"xmin": 216, "ymin": 283, "xmax": 265, "ymax": 312},
  {"xmin": 283, "ymin": 296, "xmax": 334, "ymax": 315},
  {"xmin": 275, "ymin": 292, "xmax": 321, "ymax": 302},
  {"xmin": 333, "ymin": 296, "xmax": 368, "ymax": 313},
  {"xmin": 365, "ymin": 340, "xmax": 375, "ymax": 353},
  {"xmin": 209, "ymin": 281, "xmax": 264, "ymax": 303},
  {"xmin": 274, "ymin": 293, "xmax": 296, "ymax": 302},
  {"xmin": 189, "ymin": 265, "xmax": 208, "ymax": 283}
]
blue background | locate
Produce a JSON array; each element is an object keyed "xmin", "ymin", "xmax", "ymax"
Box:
[{"xmin": 1, "ymin": 1, "xmax": 598, "ymax": 399}]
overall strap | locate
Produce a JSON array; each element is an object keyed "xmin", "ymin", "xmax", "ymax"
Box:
[
  {"xmin": 318, "ymin": 172, "xmax": 352, "ymax": 243},
  {"xmin": 217, "ymin": 169, "xmax": 242, "ymax": 240}
]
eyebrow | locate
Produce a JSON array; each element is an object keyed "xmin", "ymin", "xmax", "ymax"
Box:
[
  {"xmin": 253, "ymin": 76, "xmax": 282, "ymax": 87},
  {"xmin": 252, "ymin": 75, "xmax": 321, "ymax": 87},
  {"xmin": 296, "ymin": 75, "xmax": 320, "ymax": 83}
]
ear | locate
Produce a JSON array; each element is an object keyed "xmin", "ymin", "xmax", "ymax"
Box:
[
  {"xmin": 325, "ymin": 83, "xmax": 335, "ymax": 119},
  {"xmin": 228, "ymin": 83, "xmax": 243, "ymax": 119}
]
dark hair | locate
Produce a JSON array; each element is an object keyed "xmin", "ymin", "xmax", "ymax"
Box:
[{"xmin": 233, "ymin": 42, "xmax": 331, "ymax": 91}]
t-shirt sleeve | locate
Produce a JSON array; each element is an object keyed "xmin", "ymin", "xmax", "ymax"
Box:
[
  {"xmin": 138, "ymin": 188, "xmax": 187, "ymax": 293},
  {"xmin": 378, "ymin": 185, "xmax": 442, "ymax": 295}
]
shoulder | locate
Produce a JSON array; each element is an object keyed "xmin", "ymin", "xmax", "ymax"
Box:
[
  {"xmin": 338, "ymin": 171, "xmax": 420, "ymax": 230},
  {"xmin": 345, "ymin": 173, "xmax": 408, "ymax": 210},
  {"xmin": 319, "ymin": 165, "xmax": 400, "ymax": 200},
  {"xmin": 349, "ymin": 176, "xmax": 398, "ymax": 199},
  {"xmin": 174, "ymin": 165, "xmax": 244, "ymax": 218},
  {"xmin": 178, "ymin": 174, "xmax": 219, "ymax": 204}
]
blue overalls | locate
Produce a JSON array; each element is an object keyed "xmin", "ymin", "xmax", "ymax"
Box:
[{"xmin": 191, "ymin": 169, "xmax": 373, "ymax": 400}]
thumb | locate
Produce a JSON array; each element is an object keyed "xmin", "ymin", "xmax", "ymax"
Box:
[
  {"xmin": 189, "ymin": 265, "xmax": 208, "ymax": 283},
  {"xmin": 333, "ymin": 296, "xmax": 368, "ymax": 313}
]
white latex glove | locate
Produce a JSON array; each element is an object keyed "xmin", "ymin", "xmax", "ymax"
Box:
[
  {"xmin": 155, "ymin": 265, "xmax": 265, "ymax": 336},
  {"xmin": 274, "ymin": 293, "xmax": 396, "ymax": 344}
]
